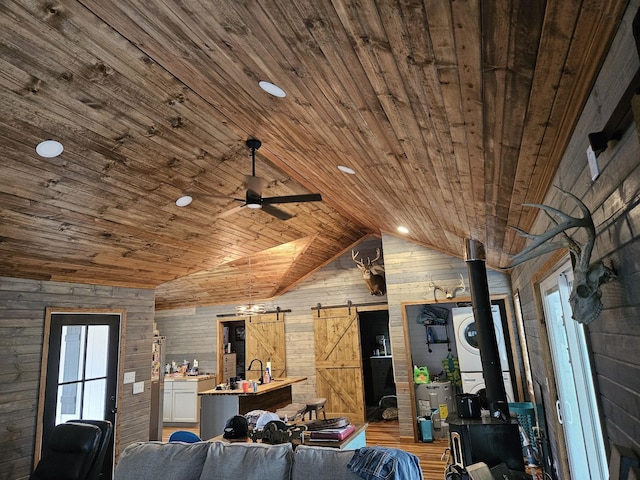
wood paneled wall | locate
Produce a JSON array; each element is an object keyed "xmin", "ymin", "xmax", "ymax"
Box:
[
  {"xmin": 510, "ymin": 1, "xmax": 640, "ymax": 477},
  {"xmin": 0, "ymin": 277, "xmax": 155, "ymax": 480},
  {"xmin": 155, "ymin": 236, "xmax": 388, "ymax": 405},
  {"xmin": 156, "ymin": 235, "xmax": 514, "ymax": 442},
  {"xmin": 381, "ymin": 234, "xmax": 513, "ymax": 440}
]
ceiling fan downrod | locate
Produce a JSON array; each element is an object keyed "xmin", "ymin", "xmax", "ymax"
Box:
[{"xmin": 246, "ymin": 138, "xmax": 261, "ymax": 178}]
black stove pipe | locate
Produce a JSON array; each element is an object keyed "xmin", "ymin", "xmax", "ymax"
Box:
[{"xmin": 464, "ymin": 239, "xmax": 510, "ymax": 420}]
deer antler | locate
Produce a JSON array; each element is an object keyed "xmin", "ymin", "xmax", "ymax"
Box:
[
  {"xmin": 503, "ymin": 187, "xmax": 615, "ymax": 324},
  {"xmin": 502, "ymin": 187, "xmax": 595, "ymax": 270},
  {"xmin": 352, "ymin": 250, "xmax": 365, "ymax": 270},
  {"xmin": 428, "ymin": 274, "xmax": 466, "ymax": 300},
  {"xmin": 450, "ymin": 274, "xmax": 466, "ymax": 298}
]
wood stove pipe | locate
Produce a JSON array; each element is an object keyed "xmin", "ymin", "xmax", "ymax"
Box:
[{"xmin": 464, "ymin": 239, "xmax": 510, "ymax": 420}]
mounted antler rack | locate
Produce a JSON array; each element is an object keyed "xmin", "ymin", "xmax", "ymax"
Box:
[{"xmin": 502, "ymin": 187, "xmax": 616, "ymax": 324}]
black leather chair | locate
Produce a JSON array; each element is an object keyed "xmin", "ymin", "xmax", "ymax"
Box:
[
  {"xmin": 67, "ymin": 420, "xmax": 113, "ymax": 480},
  {"xmin": 31, "ymin": 422, "xmax": 102, "ymax": 480}
]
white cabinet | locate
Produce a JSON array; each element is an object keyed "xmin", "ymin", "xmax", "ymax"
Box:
[{"xmin": 163, "ymin": 377, "xmax": 216, "ymax": 423}]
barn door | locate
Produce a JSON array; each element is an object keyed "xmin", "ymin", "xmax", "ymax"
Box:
[
  {"xmin": 245, "ymin": 313, "xmax": 286, "ymax": 379},
  {"xmin": 314, "ymin": 307, "xmax": 365, "ymax": 423}
]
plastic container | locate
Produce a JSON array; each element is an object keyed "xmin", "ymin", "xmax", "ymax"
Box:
[
  {"xmin": 509, "ymin": 402, "xmax": 536, "ymax": 450},
  {"xmin": 418, "ymin": 417, "xmax": 433, "ymax": 443}
]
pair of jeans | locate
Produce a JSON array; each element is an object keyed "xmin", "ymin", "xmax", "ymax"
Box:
[{"xmin": 347, "ymin": 446, "xmax": 424, "ymax": 480}]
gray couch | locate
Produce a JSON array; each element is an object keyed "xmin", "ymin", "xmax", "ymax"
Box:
[{"xmin": 114, "ymin": 441, "xmax": 366, "ymax": 480}]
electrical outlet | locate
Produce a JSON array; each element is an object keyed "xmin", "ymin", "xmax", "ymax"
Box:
[
  {"xmin": 124, "ymin": 371, "xmax": 136, "ymax": 384},
  {"xmin": 133, "ymin": 381, "xmax": 144, "ymax": 394}
]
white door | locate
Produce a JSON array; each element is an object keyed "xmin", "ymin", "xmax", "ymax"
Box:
[{"xmin": 540, "ymin": 260, "xmax": 607, "ymax": 479}]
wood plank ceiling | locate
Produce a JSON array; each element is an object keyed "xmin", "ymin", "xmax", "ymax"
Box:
[{"xmin": 0, "ymin": 1, "xmax": 628, "ymax": 309}]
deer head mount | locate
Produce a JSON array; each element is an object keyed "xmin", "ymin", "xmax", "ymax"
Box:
[
  {"xmin": 428, "ymin": 274, "xmax": 466, "ymax": 301},
  {"xmin": 352, "ymin": 248, "xmax": 386, "ymax": 296},
  {"xmin": 502, "ymin": 187, "xmax": 616, "ymax": 324}
]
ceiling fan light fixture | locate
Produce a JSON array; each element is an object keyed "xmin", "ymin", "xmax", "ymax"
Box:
[
  {"xmin": 338, "ymin": 165, "xmax": 356, "ymax": 175},
  {"xmin": 175, "ymin": 195, "xmax": 193, "ymax": 207},
  {"xmin": 259, "ymin": 81, "xmax": 286, "ymax": 98},
  {"xmin": 246, "ymin": 201, "xmax": 262, "ymax": 209},
  {"xmin": 36, "ymin": 140, "xmax": 64, "ymax": 158}
]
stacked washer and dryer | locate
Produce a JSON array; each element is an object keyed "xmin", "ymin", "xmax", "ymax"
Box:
[{"xmin": 452, "ymin": 305, "xmax": 515, "ymax": 407}]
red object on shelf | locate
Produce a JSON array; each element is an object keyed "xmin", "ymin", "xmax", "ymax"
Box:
[{"xmin": 309, "ymin": 423, "xmax": 356, "ymax": 441}]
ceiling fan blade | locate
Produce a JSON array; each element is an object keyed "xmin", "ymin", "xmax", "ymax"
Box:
[
  {"xmin": 245, "ymin": 175, "xmax": 266, "ymax": 195},
  {"xmin": 262, "ymin": 193, "xmax": 322, "ymax": 204},
  {"xmin": 261, "ymin": 204, "xmax": 293, "ymax": 221}
]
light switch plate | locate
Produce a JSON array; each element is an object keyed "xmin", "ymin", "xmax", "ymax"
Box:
[
  {"xmin": 124, "ymin": 371, "xmax": 136, "ymax": 384},
  {"xmin": 587, "ymin": 145, "xmax": 600, "ymax": 180},
  {"xmin": 133, "ymin": 381, "xmax": 144, "ymax": 394}
]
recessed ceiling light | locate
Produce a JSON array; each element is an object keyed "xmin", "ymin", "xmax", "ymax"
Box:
[
  {"xmin": 338, "ymin": 165, "xmax": 356, "ymax": 175},
  {"xmin": 397, "ymin": 226, "xmax": 409, "ymax": 234},
  {"xmin": 36, "ymin": 140, "xmax": 64, "ymax": 158},
  {"xmin": 259, "ymin": 81, "xmax": 286, "ymax": 98},
  {"xmin": 175, "ymin": 195, "xmax": 193, "ymax": 207}
]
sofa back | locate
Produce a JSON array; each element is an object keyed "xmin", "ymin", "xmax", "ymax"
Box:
[
  {"xmin": 114, "ymin": 441, "xmax": 293, "ymax": 480},
  {"xmin": 114, "ymin": 441, "xmax": 363, "ymax": 480}
]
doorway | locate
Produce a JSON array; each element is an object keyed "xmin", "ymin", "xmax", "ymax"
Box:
[
  {"xmin": 540, "ymin": 260, "xmax": 607, "ymax": 479},
  {"xmin": 358, "ymin": 310, "xmax": 395, "ymax": 421},
  {"xmin": 36, "ymin": 309, "xmax": 122, "ymax": 478}
]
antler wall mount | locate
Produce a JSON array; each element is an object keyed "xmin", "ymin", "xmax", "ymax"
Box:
[
  {"xmin": 427, "ymin": 274, "xmax": 466, "ymax": 302},
  {"xmin": 502, "ymin": 187, "xmax": 616, "ymax": 324}
]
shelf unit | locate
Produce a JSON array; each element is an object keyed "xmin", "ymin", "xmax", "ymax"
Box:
[{"xmin": 424, "ymin": 320, "xmax": 451, "ymax": 353}]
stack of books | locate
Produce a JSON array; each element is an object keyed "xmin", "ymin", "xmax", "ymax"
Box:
[{"xmin": 308, "ymin": 423, "xmax": 356, "ymax": 442}]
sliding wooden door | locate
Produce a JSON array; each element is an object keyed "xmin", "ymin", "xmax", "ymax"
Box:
[
  {"xmin": 245, "ymin": 313, "xmax": 286, "ymax": 379},
  {"xmin": 314, "ymin": 307, "xmax": 365, "ymax": 423}
]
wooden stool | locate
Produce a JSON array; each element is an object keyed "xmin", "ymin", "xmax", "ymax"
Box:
[{"xmin": 304, "ymin": 398, "xmax": 327, "ymax": 420}]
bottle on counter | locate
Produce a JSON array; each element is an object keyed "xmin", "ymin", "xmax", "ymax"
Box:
[{"xmin": 264, "ymin": 368, "xmax": 271, "ymax": 384}]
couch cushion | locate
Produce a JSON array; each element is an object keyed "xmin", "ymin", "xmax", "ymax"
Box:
[
  {"xmin": 114, "ymin": 441, "xmax": 210, "ymax": 480},
  {"xmin": 292, "ymin": 445, "xmax": 362, "ymax": 480},
  {"xmin": 199, "ymin": 441, "xmax": 293, "ymax": 480}
]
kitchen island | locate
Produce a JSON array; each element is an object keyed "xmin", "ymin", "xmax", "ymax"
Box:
[{"xmin": 199, "ymin": 377, "xmax": 306, "ymax": 439}]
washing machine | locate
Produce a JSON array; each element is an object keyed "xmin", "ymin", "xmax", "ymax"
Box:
[
  {"xmin": 452, "ymin": 306, "xmax": 509, "ymax": 372},
  {"xmin": 460, "ymin": 371, "xmax": 515, "ymax": 409}
]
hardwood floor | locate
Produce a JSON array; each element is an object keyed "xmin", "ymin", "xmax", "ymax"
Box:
[{"xmin": 162, "ymin": 419, "xmax": 449, "ymax": 479}]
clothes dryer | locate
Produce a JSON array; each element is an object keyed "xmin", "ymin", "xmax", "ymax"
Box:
[{"xmin": 452, "ymin": 306, "xmax": 509, "ymax": 372}]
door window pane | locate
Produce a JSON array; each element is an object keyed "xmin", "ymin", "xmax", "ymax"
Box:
[
  {"xmin": 86, "ymin": 325, "xmax": 109, "ymax": 379},
  {"xmin": 59, "ymin": 326, "xmax": 86, "ymax": 383},
  {"xmin": 82, "ymin": 379, "xmax": 106, "ymax": 420},
  {"xmin": 56, "ymin": 382, "xmax": 81, "ymax": 424}
]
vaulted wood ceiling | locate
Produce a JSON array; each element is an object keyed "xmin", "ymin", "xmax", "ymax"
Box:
[{"xmin": 0, "ymin": 1, "xmax": 628, "ymax": 309}]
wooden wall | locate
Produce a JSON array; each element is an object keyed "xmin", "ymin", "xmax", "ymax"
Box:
[
  {"xmin": 0, "ymin": 277, "xmax": 155, "ymax": 480},
  {"xmin": 156, "ymin": 235, "xmax": 514, "ymax": 441},
  {"xmin": 155, "ymin": 236, "xmax": 388, "ymax": 404},
  {"xmin": 381, "ymin": 233, "xmax": 513, "ymax": 439},
  {"xmin": 510, "ymin": 1, "xmax": 640, "ymax": 477}
]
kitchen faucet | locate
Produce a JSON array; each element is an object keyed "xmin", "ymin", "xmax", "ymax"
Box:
[{"xmin": 247, "ymin": 358, "xmax": 264, "ymax": 384}]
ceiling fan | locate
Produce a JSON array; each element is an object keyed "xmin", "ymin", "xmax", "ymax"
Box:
[{"xmin": 216, "ymin": 139, "xmax": 322, "ymax": 221}]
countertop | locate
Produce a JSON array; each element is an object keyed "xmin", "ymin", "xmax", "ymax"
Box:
[
  {"xmin": 198, "ymin": 376, "xmax": 306, "ymax": 396},
  {"xmin": 164, "ymin": 374, "xmax": 216, "ymax": 382}
]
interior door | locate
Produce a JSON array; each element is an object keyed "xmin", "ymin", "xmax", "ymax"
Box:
[
  {"xmin": 540, "ymin": 261, "xmax": 607, "ymax": 479},
  {"xmin": 245, "ymin": 313, "xmax": 286, "ymax": 379},
  {"xmin": 38, "ymin": 311, "xmax": 121, "ymax": 478},
  {"xmin": 314, "ymin": 307, "xmax": 365, "ymax": 423}
]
